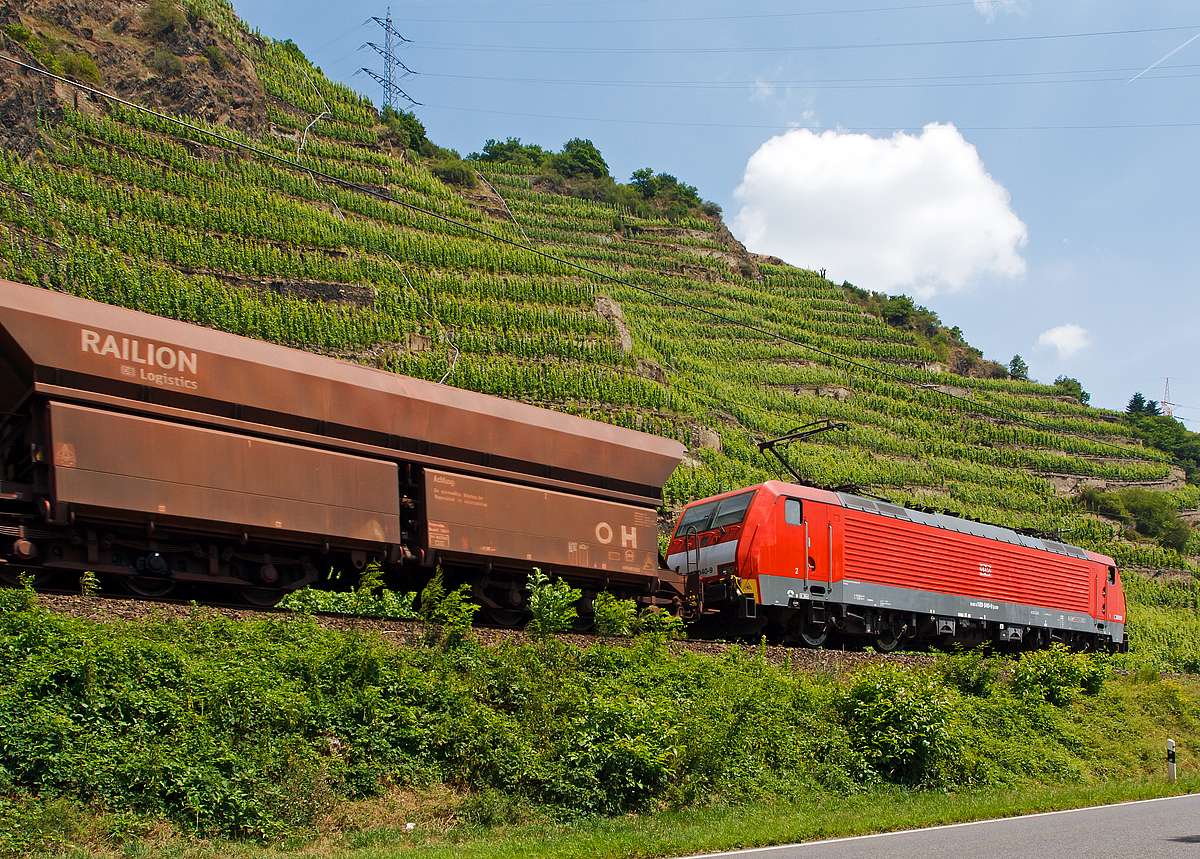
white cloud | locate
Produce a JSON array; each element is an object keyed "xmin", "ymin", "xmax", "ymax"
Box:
[
  {"xmin": 752, "ymin": 77, "xmax": 775, "ymax": 102},
  {"xmin": 731, "ymin": 123, "xmax": 1027, "ymax": 298},
  {"xmin": 973, "ymin": 0, "xmax": 1028, "ymax": 23},
  {"xmin": 1036, "ymin": 323, "xmax": 1091, "ymax": 358}
]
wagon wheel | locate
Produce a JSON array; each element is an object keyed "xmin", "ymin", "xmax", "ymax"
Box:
[
  {"xmin": 237, "ymin": 585, "xmax": 284, "ymax": 607},
  {"xmin": 121, "ymin": 575, "xmax": 176, "ymax": 598},
  {"xmin": 0, "ymin": 566, "xmax": 54, "ymax": 588}
]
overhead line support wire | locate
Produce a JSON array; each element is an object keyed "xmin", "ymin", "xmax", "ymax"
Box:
[{"xmin": 0, "ymin": 53, "xmax": 1154, "ymax": 461}]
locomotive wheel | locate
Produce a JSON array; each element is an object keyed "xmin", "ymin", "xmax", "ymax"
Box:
[
  {"xmin": 872, "ymin": 631, "xmax": 901, "ymax": 653},
  {"xmin": 799, "ymin": 624, "xmax": 828, "ymax": 648},
  {"xmin": 122, "ymin": 575, "xmax": 176, "ymax": 598},
  {"xmin": 480, "ymin": 605, "xmax": 525, "ymax": 627}
]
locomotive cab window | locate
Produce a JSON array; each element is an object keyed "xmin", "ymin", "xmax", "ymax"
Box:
[
  {"xmin": 711, "ymin": 490, "xmax": 756, "ymax": 529},
  {"xmin": 784, "ymin": 498, "xmax": 802, "ymax": 526},
  {"xmin": 1108, "ymin": 567, "xmax": 1116, "ymax": 585},
  {"xmin": 676, "ymin": 499, "xmax": 719, "ymax": 534}
]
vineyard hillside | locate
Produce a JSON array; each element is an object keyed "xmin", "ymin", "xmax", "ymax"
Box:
[{"xmin": 1, "ymin": 0, "xmax": 1198, "ymax": 582}]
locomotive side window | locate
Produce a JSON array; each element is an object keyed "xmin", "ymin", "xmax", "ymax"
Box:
[
  {"xmin": 1108, "ymin": 567, "xmax": 1116, "ymax": 585},
  {"xmin": 784, "ymin": 498, "xmax": 802, "ymax": 526},
  {"xmin": 677, "ymin": 499, "xmax": 719, "ymax": 533},
  {"xmin": 711, "ymin": 490, "xmax": 756, "ymax": 529}
]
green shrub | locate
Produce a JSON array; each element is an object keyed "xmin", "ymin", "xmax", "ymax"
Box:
[
  {"xmin": 147, "ymin": 50, "xmax": 184, "ymax": 77},
  {"xmin": 838, "ymin": 663, "xmax": 958, "ymax": 785},
  {"xmin": 525, "ymin": 568, "xmax": 580, "ymax": 639},
  {"xmin": 1011, "ymin": 644, "xmax": 1107, "ymax": 706},
  {"xmin": 937, "ymin": 647, "xmax": 1000, "ymax": 696},
  {"xmin": 3, "ymin": 24, "xmax": 31, "ymax": 42},
  {"xmin": 142, "ymin": 0, "xmax": 186, "ymax": 41},
  {"xmin": 633, "ymin": 605, "xmax": 687, "ymax": 642},
  {"xmin": 202, "ymin": 44, "xmax": 229, "ymax": 71},
  {"xmin": 418, "ymin": 567, "xmax": 479, "ymax": 645},
  {"xmin": 60, "ymin": 53, "xmax": 102, "ymax": 85},
  {"xmin": 592, "ymin": 591, "xmax": 637, "ymax": 637},
  {"xmin": 279, "ymin": 562, "xmax": 419, "ymax": 618},
  {"xmin": 430, "ymin": 160, "xmax": 477, "ymax": 188}
]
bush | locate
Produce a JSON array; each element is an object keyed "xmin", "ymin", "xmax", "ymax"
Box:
[
  {"xmin": 380, "ymin": 105, "xmax": 429, "ymax": 151},
  {"xmin": 838, "ymin": 663, "xmax": 958, "ymax": 785},
  {"xmin": 1079, "ymin": 486, "xmax": 1192, "ymax": 551},
  {"xmin": 147, "ymin": 49, "xmax": 184, "ymax": 77},
  {"xmin": 633, "ymin": 605, "xmax": 686, "ymax": 642},
  {"xmin": 938, "ymin": 647, "xmax": 1000, "ymax": 696},
  {"xmin": 592, "ymin": 591, "xmax": 637, "ymax": 637},
  {"xmin": 549, "ymin": 138, "xmax": 608, "ymax": 179},
  {"xmin": 418, "ymin": 567, "xmax": 479, "ymax": 645},
  {"xmin": 525, "ymin": 568, "xmax": 580, "ymax": 639},
  {"xmin": 1011, "ymin": 644, "xmax": 1107, "ymax": 706},
  {"xmin": 142, "ymin": 0, "xmax": 186, "ymax": 41},
  {"xmin": 3, "ymin": 24, "xmax": 31, "ymax": 43},
  {"xmin": 278, "ymin": 561, "xmax": 419, "ymax": 619},
  {"xmin": 60, "ymin": 53, "xmax": 102, "ymax": 85},
  {"xmin": 430, "ymin": 160, "xmax": 477, "ymax": 188},
  {"xmin": 203, "ymin": 44, "xmax": 229, "ymax": 71}
]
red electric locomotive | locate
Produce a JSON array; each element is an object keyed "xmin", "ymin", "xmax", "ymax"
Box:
[{"xmin": 667, "ymin": 480, "xmax": 1126, "ymax": 652}]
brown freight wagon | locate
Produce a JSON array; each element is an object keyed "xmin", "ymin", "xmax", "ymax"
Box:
[{"xmin": 0, "ymin": 281, "xmax": 686, "ymax": 612}]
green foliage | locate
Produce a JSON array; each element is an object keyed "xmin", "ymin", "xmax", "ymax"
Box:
[
  {"xmin": 418, "ymin": 567, "xmax": 479, "ymax": 645},
  {"xmin": 1008, "ymin": 354, "xmax": 1029, "ymax": 381},
  {"xmin": 470, "ymin": 137, "xmax": 551, "ymax": 167},
  {"xmin": 380, "ymin": 105, "xmax": 429, "ymax": 151},
  {"xmin": 1011, "ymin": 644, "xmax": 1107, "ymax": 706},
  {"xmin": 430, "ymin": 159, "xmax": 478, "ymax": 188},
  {"xmin": 633, "ymin": 605, "xmax": 687, "ymax": 642},
  {"xmin": 203, "ymin": 44, "xmax": 230, "ymax": 71},
  {"xmin": 142, "ymin": 0, "xmax": 187, "ymax": 41},
  {"xmin": 1053, "ymin": 375, "xmax": 1090, "ymax": 405},
  {"xmin": 550, "ymin": 138, "xmax": 609, "ymax": 179},
  {"xmin": 1125, "ymin": 393, "xmax": 1200, "ymax": 483},
  {"xmin": 937, "ymin": 646, "xmax": 1000, "ymax": 696},
  {"xmin": 838, "ymin": 663, "xmax": 957, "ymax": 785},
  {"xmin": 147, "ymin": 49, "xmax": 184, "ymax": 77},
  {"xmin": 592, "ymin": 591, "xmax": 637, "ymax": 637},
  {"xmin": 3, "ymin": 24, "xmax": 31, "ymax": 42},
  {"xmin": 1080, "ymin": 486, "xmax": 1192, "ymax": 551},
  {"xmin": 60, "ymin": 52, "xmax": 102, "ymax": 85},
  {"xmin": 79, "ymin": 570, "xmax": 100, "ymax": 597},
  {"xmin": 278, "ymin": 561, "xmax": 419, "ymax": 618},
  {"xmin": 526, "ymin": 568, "xmax": 581, "ymax": 639}
]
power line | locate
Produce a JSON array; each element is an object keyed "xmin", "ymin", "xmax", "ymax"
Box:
[
  {"xmin": 424, "ymin": 102, "xmax": 1200, "ymax": 133},
  {"xmin": 411, "ymin": 24, "xmax": 1200, "ymax": 56},
  {"xmin": 0, "ymin": 53, "xmax": 1155, "ymax": 462},
  {"xmin": 420, "ymin": 65, "xmax": 1200, "ymax": 92},
  {"xmin": 402, "ymin": 0, "xmax": 982, "ymax": 25}
]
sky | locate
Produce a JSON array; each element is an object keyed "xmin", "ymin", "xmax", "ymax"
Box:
[{"xmin": 228, "ymin": 0, "xmax": 1200, "ymax": 423}]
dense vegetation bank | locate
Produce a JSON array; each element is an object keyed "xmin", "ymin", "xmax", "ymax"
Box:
[{"xmin": 2, "ymin": 584, "xmax": 1197, "ymax": 857}]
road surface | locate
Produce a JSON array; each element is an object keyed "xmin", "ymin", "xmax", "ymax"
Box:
[{"xmin": 682, "ymin": 793, "xmax": 1200, "ymax": 859}]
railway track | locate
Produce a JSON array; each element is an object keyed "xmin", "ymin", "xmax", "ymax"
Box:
[{"xmin": 19, "ymin": 588, "xmax": 936, "ymax": 673}]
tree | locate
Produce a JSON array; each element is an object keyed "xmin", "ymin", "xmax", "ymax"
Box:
[
  {"xmin": 1008, "ymin": 355, "xmax": 1029, "ymax": 381},
  {"xmin": 1053, "ymin": 375, "xmax": 1090, "ymax": 405},
  {"xmin": 630, "ymin": 167, "xmax": 659, "ymax": 199},
  {"xmin": 470, "ymin": 137, "xmax": 549, "ymax": 167},
  {"xmin": 550, "ymin": 138, "xmax": 608, "ymax": 179},
  {"xmin": 1127, "ymin": 392, "xmax": 1147, "ymax": 414},
  {"xmin": 882, "ymin": 295, "xmax": 914, "ymax": 327}
]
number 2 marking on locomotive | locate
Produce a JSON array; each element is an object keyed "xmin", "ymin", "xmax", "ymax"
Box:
[{"xmin": 979, "ymin": 563, "xmax": 992, "ymax": 577}]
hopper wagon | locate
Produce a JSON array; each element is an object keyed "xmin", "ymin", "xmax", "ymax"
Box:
[{"xmin": 0, "ymin": 280, "xmax": 686, "ymax": 614}]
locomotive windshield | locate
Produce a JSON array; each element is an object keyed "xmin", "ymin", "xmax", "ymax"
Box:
[{"xmin": 676, "ymin": 489, "xmax": 755, "ymax": 534}]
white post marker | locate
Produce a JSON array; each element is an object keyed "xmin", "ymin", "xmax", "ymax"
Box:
[{"xmin": 1168, "ymin": 739, "xmax": 1177, "ymax": 783}]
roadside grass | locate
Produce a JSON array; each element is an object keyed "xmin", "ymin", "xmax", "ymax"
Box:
[{"xmin": 12, "ymin": 778, "xmax": 1200, "ymax": 859}]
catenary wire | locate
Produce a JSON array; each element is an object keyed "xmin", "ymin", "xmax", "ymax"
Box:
[{"xmin": 0, "ymin": 53, "xmax": 1156, "ymax": 461}]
